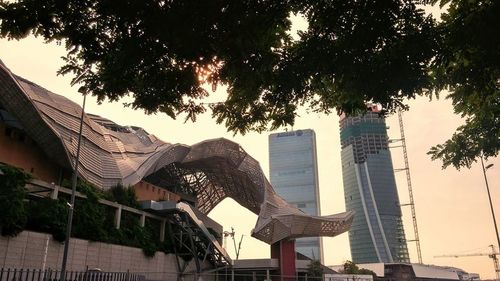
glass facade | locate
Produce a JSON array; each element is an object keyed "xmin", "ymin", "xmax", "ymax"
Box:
[
  {"xmin": 340, "ymin": 111, "xmax": 410, "ymax": 263},
  {"xmin": 269, "ymin": 129, "xmax": 323, "ymax": 261}
]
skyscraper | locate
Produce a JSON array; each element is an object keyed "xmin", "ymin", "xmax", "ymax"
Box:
[
  {"xmin": 340, "ymin": 109, "xmax": 409, "ymax": 263},
  {"xmin": 269, "ymin": 129, "xmax": 323, "ymax": 261}
]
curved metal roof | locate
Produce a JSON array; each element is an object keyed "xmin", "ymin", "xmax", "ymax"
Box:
[{"xmin": 0, "ymin": 62, "xmax": 353, "ymax": 244}]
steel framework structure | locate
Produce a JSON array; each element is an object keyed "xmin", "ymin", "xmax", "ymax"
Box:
[
  {"xmin": 0, "ymin": 62, "xmax": 354, "ymax": 245},
  {"xmin": 393, "ymin": 111, "xmax": 423, "ymax": 263}
]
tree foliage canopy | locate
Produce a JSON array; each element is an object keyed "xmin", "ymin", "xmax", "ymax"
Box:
[
  {"xmin": 427, "ymin": 0, "xmax": 499, "ymax": 169},
  {"xmin": 339, "ymin": 260, "xmax": 377, "ymax": 277},
  {"xmin": 306, "ymin": 259, "xmax": 324, "ymax": 278},
  {"xmin": 0, "ymin": 0, "xmax": 498, "ymax": 168}
]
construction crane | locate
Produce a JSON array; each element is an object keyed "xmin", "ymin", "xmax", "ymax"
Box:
[
  {"xmin": 390, "ymin": 110, "xmax": 423, "ymax": 263},
  {"xmin": 434, "ymin": 245, "xmax": 500, "ymax": 281}
]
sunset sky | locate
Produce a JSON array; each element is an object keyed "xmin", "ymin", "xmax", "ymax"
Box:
[{"xmin": 1, "ymin": 28, "xmax": 499, "ymax": 278}]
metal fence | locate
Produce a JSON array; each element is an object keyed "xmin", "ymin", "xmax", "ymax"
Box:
[
  {"xmin": 0, "ymin": 269, "xmax": 146, "ymax": 281},
  {"xmin": 0, "ymin": 269, "xmax": 382, "ymax": 281}
]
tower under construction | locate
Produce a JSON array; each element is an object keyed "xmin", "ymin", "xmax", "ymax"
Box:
[{"xmin": 340, "ymin": 108, "xmax": 410, "ymax": 263}]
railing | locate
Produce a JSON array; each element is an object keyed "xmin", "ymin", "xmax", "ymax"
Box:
[
  {"xmin": 0, "ymin": 269, "xmax": 145, "ymax": 281},
  {"xmin": 0, "ymin": 269, "xmax": 383, "ymax": 281}
]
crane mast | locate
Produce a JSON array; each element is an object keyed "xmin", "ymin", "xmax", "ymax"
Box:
[{"xmin": 391, "ymin": 110, "xmax": 423, "ymax": 263}]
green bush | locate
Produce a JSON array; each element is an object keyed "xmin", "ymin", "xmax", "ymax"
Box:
[
  {"xmin": 70, "ymin": 182, "xmax": 163, "ymax": 258},
  {"xmin": 72, "ymin": 196, "xmax": 109, "ymax": 242},
  {"xmin": 0, "ymin": 163, "xmax": 31, "ymax": 236},
  {"xmin": 340, "ymin": 260, "xmax": 377, "ymax": 277},
  {"xmin": 61, "ymin": 179, "xmax": 105, "ymax": 200},
  {"xmin": 103, "ymin": 183, "xmax": 140, "ymax": 208},
  {"xmin": 1, "ymin": 173, "xmax": 177, "ymax": 258},
  {"xmin": 26, "ymin": 197, "xmax": 68, "ymax": 242},
  {"xmin": 306, "ymin": 260, "xmax": 324, "ymax": 279},
  {"xmin": 159, "ymin": 222, "xmax": 176, "ymax": 254},
  {"xmin": 60, "ymin": 179, "xmax": 108, "ymax": 242}
]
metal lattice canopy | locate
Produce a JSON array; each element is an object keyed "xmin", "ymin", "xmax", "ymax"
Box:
[{"xmin": 0, "ymin": 62, "xmax": 354, "ymax": 244}]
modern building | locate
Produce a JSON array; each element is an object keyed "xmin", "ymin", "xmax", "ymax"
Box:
[
  {"xmin": 339, "ymin": 108, "xmax": 410, "ymax": 263},
  {"xmin": 330, "ymin": 263, "xmax": 480, "ymax": 281},
  {"xmin": 324, "ymin": 273, "xmax": 373, "ymax": 281},
  {"xmin": 0, "ymin": 60, "xmax": 354, "ymax": 279},
  {"xmin": 269, "ymin": 129, "xmax": 323, "ymax": 261}
]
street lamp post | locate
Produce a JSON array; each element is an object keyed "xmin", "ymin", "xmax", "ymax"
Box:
[
  {"xmin": 60, "ymin": 91, "xmax": 87, "ymax": 281},
  {"xmin": 481, "ymin": 157, "xmax": 500, "ymax": 255}
]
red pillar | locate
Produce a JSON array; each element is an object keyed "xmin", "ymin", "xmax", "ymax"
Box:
[{"xmin": 271, "ymin": 239, "xmax": 296, "ymax": 281}]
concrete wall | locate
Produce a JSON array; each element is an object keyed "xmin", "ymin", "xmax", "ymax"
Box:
[{"xmin": 0, "ymin": 231, "xmax": 213, "ymax": 280}]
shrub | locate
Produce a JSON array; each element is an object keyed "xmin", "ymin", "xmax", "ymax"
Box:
[
  {"xmin": 103, "ymin": 183, "xmax": 140, "ymax": 208},
  {"xmin": 72, "ymin": 196, "xmax": 109, "ymax": 242},
  {"xmin": 0, "ymin": 163, "xmax": 31, "ymax": 236},
  {"xmin": 26, "ymin": 197, "xmax": 68, "ymax": 242},
  {"xmin": 1, "ymin": 173, "xmax": 176, "ymax": 259},
  {"xmin": 307, "ymin": 260, "xmax": 324, "ymax": 279}
]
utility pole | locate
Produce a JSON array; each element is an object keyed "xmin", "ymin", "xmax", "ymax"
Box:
[
  {"xmin": 60, "ymin": 93, "xmax": 86, "ymax": 281},
  {"xmin": 481, "ymin": 157, "xmax": 500, "ymax": 267},
  {"xmin": 60, "ymin": 71, "xmax": 89, "ymax": 281}
]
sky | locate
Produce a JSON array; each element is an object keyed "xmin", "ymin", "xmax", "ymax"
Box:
[{"xmin": 1, "ymin": 26, "xmax": 499, "ymax": 278}]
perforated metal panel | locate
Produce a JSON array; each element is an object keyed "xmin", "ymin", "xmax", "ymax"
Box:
[{"xmin": 0, "ymin": 63, "xmax": 354, "ymax": 245}]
